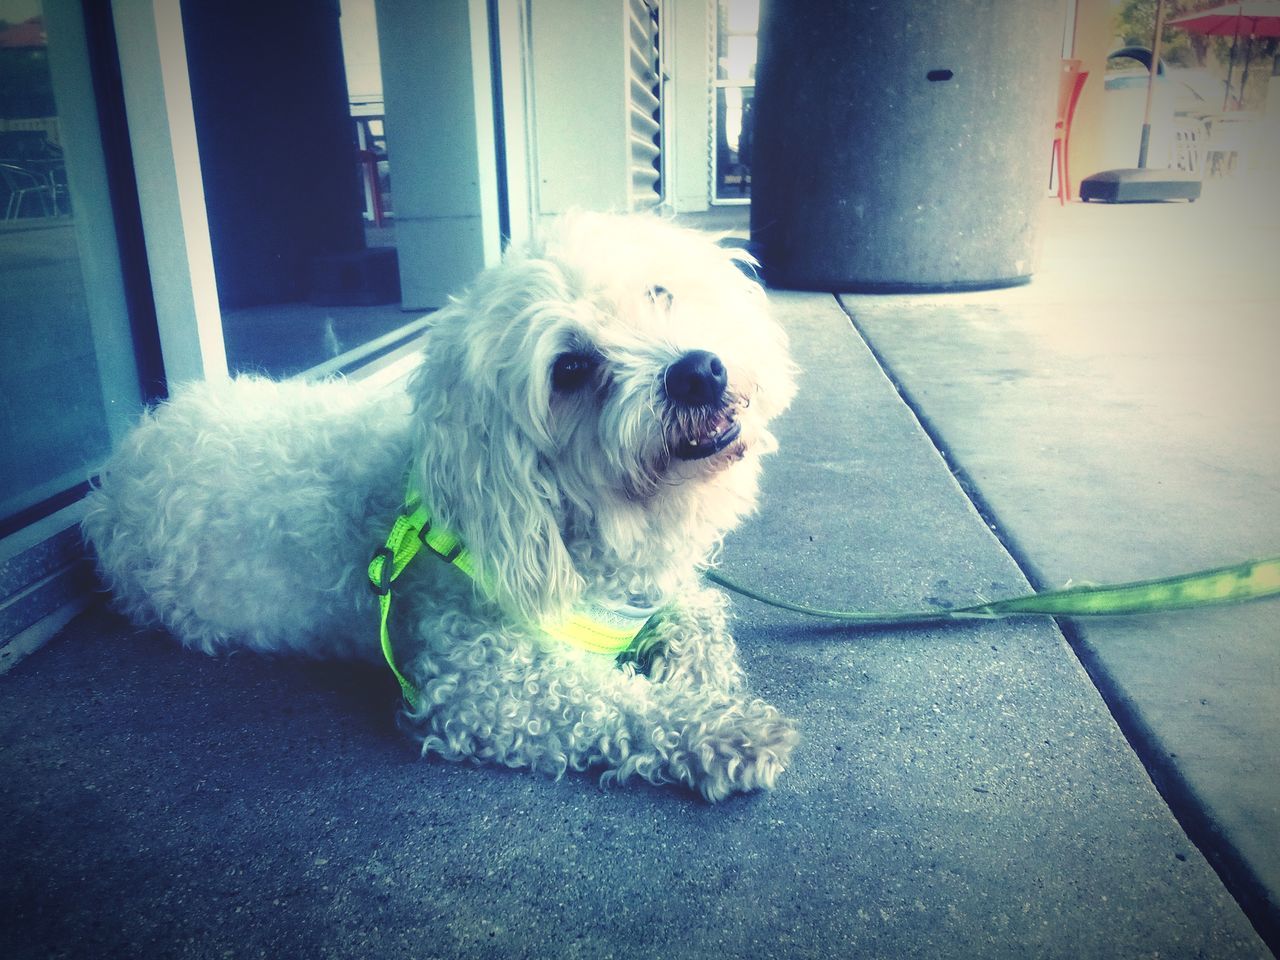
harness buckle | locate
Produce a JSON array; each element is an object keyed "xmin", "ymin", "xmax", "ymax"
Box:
[
  {"xmin": 418, "ymin": 519, "xmax": 463, "ymax": 564},
  {"xmin": 426, "ymin": 539, "xmax": 464, "ymax": 564},
  {"xmin": 369, "ymin": 546, "xmax": 394, "ymax": 596}
]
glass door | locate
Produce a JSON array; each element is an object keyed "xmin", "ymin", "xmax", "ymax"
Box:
[{"xmin": 0, "ymin": 0, "xmax": 149, "ymax": 534}]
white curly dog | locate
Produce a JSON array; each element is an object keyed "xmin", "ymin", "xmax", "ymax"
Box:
[{"xmin": 83, "ymin": 213, "xmax": 799, "ymax": 801}]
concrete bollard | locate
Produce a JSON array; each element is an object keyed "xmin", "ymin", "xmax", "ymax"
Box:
[{"xmin": 751, "ymin": 0, "xmax": 1064, "ymax": 292}]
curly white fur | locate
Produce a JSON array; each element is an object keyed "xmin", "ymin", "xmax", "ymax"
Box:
[{"xmin": 83, "ymin": 213, "xmax": 799, "ymax": 801}]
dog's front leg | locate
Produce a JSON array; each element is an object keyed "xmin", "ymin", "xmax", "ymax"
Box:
[
  {"xmin": 406, "ymin": 619, "xmax": 796, "ymax": 801},
  {"xmin": 630, "ymin": 585, "xmax": 745, "ymax": 694},
  {"xmin": 627, "ymin": 679, "xmax": 799, "ymax": 802}
]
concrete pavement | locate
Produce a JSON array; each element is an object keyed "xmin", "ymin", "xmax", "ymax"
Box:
[
  {"xmin": 845, "ymin": 181, "xmax": 1280, "ymax": 947},
  {"xmin": 2, "ymin": 221, "xmax": 1275, "ymax": 956}
]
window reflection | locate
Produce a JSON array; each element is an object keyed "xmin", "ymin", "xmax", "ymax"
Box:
[
  {"xmin": 1, "ymin": 1, "xmax": 116, "ymax": 525},
  {"xmin": 0, "ymin": 10, "xmax": 67, "ymax": 218}
]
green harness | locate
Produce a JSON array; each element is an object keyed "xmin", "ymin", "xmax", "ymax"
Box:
[
  {"xmin": 370, "ymin": 492, "xmax": 1280, "ymax": 707},
  {"xmin": 367, "ymin": 491, "xmax": 661, "ymax": 707}
]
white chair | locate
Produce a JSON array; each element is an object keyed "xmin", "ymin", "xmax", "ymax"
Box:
[
  {"xmin": 1203, "ymin": 113, "xmax": 1257, "ymax": 177},
  {"xmin": 1171, "ymin": 117, "xmax": 1206, "ymax": 175},
  {"xmin": 1, "ymin": 163, "xmax": 55, "ymax": 220}
]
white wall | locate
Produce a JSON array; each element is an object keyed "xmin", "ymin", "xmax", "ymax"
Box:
[
  {"xmin": 521, "ymin": 0, "xmax": 713, "ymax": 216},
  {"xmin": 527, "ymin": 0, "xmax": 630, "ymax": 214},
  {"xmin": 667, "ymin": 0, "xmax": 712, "ymax": 212},
  {"xmin": 339, "ymin": 0, "xmax": 384, "ymax": 101}
]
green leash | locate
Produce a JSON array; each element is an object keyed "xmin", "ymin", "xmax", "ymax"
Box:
[
  {"xmin": 705, "ymin": 555, "xmax": 1280, "ymax": 625},
  {"xmin": 372, "ymin": 485, "xmax": 1280, "ymax": 705}
]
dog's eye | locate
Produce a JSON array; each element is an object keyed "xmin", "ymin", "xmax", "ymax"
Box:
[
  {"xmin": 647, "ymin": 285, "xmax": 673, "ymax": 307},
  {"xmin": 551, "ymin": 352, "xmax": 600, "ymax": 392}
]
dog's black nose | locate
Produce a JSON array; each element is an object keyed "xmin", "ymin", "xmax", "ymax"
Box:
[{"xmin": 664, "ymin": 350, "xmax": 728, "ymax": 407}]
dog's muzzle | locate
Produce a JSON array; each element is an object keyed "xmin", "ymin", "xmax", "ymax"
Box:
[
  {"xmin": 672, "ymin": 411, "xmax": 742, "ymax": 461},
  {"xmin": 665, "ymin": 350, "xmax": 727, "ymax": 408},
  {"xmin": 664, "ymin": 350, "xmax": 745, "ymax": 462}
]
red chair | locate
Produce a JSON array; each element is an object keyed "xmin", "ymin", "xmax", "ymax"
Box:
[{"xmin": 1053, "ymin": 59, "xmax": 1089, "ymax": 204}]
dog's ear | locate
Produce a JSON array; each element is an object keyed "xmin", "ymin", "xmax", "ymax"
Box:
[{"xmin": 407, "ymin": 304, "xmax": 583, "ymax": 625}]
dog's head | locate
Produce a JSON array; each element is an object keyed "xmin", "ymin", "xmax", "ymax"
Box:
[{"xmin": 408, "ymin": 213, "xmax": 796, "ymax": 621}]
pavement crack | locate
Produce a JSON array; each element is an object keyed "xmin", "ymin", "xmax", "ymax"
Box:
[{"xmin": 836, "ymin": 295, "xmax": 1047, "ymax": 593}]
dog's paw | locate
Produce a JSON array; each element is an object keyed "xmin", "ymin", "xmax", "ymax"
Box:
[{"xmin": 678, "ymin": 698, "xmax": 799, "ymax": 803}]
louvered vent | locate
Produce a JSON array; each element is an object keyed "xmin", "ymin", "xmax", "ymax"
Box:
[{"xmin": 627, "ymin": 0, "xmax": 662, "ymax": 208}]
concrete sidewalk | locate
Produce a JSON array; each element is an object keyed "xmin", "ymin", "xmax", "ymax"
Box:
[
  {"xmin": 844, "ymin": 181, "xmax": 1280, "ymax": 950},
  {"xmin": 2, "ymin": 238, "xmax": 1275, "ymax": 955}
]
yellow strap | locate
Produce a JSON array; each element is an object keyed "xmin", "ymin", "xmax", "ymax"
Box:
[
  {"xmin": 369, "ymin": 494, "xmax": 660, "ymax": 704},
  {"xmin": 548, "ymin": 601, "xmax": 662, "ymax": 655}
]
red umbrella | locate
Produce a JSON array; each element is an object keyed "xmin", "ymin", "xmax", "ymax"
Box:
[
  {"xmin": 1167, "ymin": 1, "xmax": 1280, "ymax": 109},
  {"xmin": 1167, "ymin": 1, "xmax": 1280, "ymax": 36}
]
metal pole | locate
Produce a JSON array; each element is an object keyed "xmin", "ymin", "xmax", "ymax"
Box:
[
  {"xmin": 1138, "ymin": 0, "xmax": 1167, "ymax": 168},
  {"xmin": 1223, "ymin": 6, "xmax": 1244, "ymax": 111},
  {"xmin": 1239, "ymin": 30, "xmax": 1255, "ymax": 108}
]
